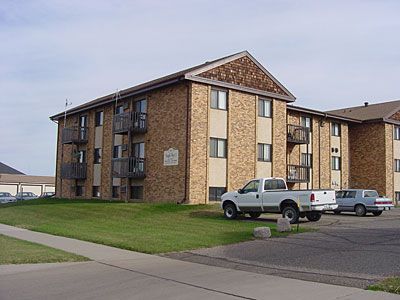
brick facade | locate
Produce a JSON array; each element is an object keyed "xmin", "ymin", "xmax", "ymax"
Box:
[
  {"xmin": 227, "ymin": 90, "xmax": 257, "ymax": 191},
  {"xmin": 53, "ymin": 52, "xmax": 398, "ymax": 205}
]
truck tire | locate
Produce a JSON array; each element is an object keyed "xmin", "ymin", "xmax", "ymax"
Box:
[
  {"xmin": 355, "ymin": 204, "xmax": 366, "ymax": 217},
  {"xmin": 224, "ymin": 203, "xmax": 238, "ymax": 220},
  {"xmin": 306, "ymin": 212, "xmax": 322, "ymax": 222},
  {"xmin": 282, "ymin": 206, "xmax": 299, "ymax": 224},
  {"xmin": 249, "ymin": 212, "xmax": 261, "ymax": 219},
  {"xmin": 372, "ymin": 211, "xmax": 383, "ymax": 216}
]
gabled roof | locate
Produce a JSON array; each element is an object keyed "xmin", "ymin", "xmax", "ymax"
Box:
[
  {"xmin": 287, "ymin": 105, "xmax": 361, "ymax": 123},
  {"xmin": 327, "ymin": 100, "xmax": 400, "ymax": 123},
  {"xmin": 0, "ymin": 162, "xmax": 25, "ymax": 175},
  {"xmin": 50, "ymin": 51, "xmax": 295, "ymax": 120}
]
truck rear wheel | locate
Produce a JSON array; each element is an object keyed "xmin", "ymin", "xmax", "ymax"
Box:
[
  {"xmin": 282, "ymin": 206, "xmax": 299, "ymax": 224},
  {"xmin": 249, "ymin": 212, "xmax": 261, "ymax": 219},
  {"xmin": 224, "ymin": 203, "xmax": 238, "ymax": 220},
  {"xmin": 306, "ymin": 212, "xmax": 322, "ymax": 222}
]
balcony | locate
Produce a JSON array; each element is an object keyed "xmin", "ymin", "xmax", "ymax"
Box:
[
  {"xmin": 62, "ymin": 127, "xmax": 88, "ymax": 144},
  {"xmin": 287, "ymin": 124, "xmax": 309, "ymax": 144},
  {"xmin": 113, "ymin": 112, "xmax": 147, "ymax": 134},
  {"xmin": 287, "ymin": 164, "xmax": 310, "ymax": 183},
  {"xmin": 61, "ymin": 163, "xmax": 87, "ymax": 179},
  {"xmin": 112, "ymin": 157, "xmax": 146, "ymax": 178}
]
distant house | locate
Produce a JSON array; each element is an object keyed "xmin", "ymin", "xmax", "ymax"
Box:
[{"xmin": 0, "ymin": 162, "xmax": 55, "ymax": 196}]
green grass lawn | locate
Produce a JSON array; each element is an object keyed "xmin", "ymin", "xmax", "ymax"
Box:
[
  {"xmin": 0, "ymin": 199, "xmax": 300, "ymax": 254},
  {"xmin": 368, "ymin": 277, "xmax": 400, "ymax": 295},
  {"xmin": 0, "ymin": 234, "xmax": 88, "ymax": 264}
]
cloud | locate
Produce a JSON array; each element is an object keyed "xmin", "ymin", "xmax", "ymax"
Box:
[{"xmin": 0, "ymin": 0, "xmax": 399, "ymax": 175}]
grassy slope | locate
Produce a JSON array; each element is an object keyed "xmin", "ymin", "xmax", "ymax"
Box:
[
  {"xmin": 0, "ymin": 199, "xmax": 296, "ymax": 254},
  {"xmin": 368, "ymin": 277, "xmax": 400, "ymax": 295},
  {"xmin": 0, "ymin": 234, "xmax": 88, "ymax": 264}
]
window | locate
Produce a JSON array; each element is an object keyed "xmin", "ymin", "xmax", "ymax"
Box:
[
  {"xmin": 211, "ymin": 89, "xmax": 227, "ymax": 110},
  {"xmin": 92, "ymin": 186, "xmax": 100, "ymax": 198},
  {"xmin": 94, "ymin": 148, "xmax": 102, "ymax": 164},
  {"xmin": 332, "ymin": 156, "xmax": 341, "ymax": 170},
  {"xmin": 135, "ymin": 99, "xmax": 147, "ymax": 113},
  {"xmin": 301, "ymin": 153, "xmax": 312, "ymax": 167},
  {"xmin": 131, "ymin": 186, "xmax": 143, "ymax": 200},
  {"xmin": 210, "ymin": 138, "xmax": 227, "ymax": 158},
  {"xmin": 331, "ymin": 122, "xmax": 341, "ymax": 136},
  {"xmin": 395, "ymin": 159, "xmax": 400, "ymax": 172},
  {"xmin": 79, "ymin": 115, "xmax": 87, "ymax": 128},
  {"xmin": 343, "ymin": 191, "xmax": 356, "ymax": 198},
  {"xmin": 76, "ymin": 186, "xmax": 84, "ymax": 197},
  {"xmin": 301, "ymin": 116, "xmax": 312, "ymax": 131},
  {"xmin": 209, "ymin": 187, "xmax": 226, "ymax": 201},
  {"xmin": 95, "ymin": 111, "xmax": 104, "ymax": 126},
  {"xmin": 258, "ymin": 98, "xmax": 271, "ymax": 117},
  {"xmin": 115, "ymin": 105, "xmax": 124, "ymax": 115},
  {"xmin": 258, "ymin": 143, "xmax": 271, "ymax": 162},
  {"xmin": 395, "ymin": 127, "xmax": 400, "ymax": 140},
  {"xmin": 241, "ymin": 180, "xmax": 259, "ymax": 193},
  {"xmin": 363, "ymin": 190, "xmax": 379, "ymax": 198},
  {"xmin": 78, "ymin": 150, "xmax": 86, "ymax": 163},
  {"xmin": 264, "ymin": 179, "xmax": 286, "ymax": 190},
  {"xmin": 133, "ymin": 142, "xmax": 145, "ymax": 158},
  {"xmin": 335, "ymin": 191, "xmax": 344, "ymax": 198},
  {"xmin": 112, "ymin": 186, "xmax": 120, "ymax": 198},
  {"xmin": 113, "ymin": 145, "xmax": 122, "ymax": 159}
]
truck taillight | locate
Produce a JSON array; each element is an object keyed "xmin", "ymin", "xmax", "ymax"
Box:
[{"xmin": 310, "ymin": 193, "xmax": 315, "ymax": 202}]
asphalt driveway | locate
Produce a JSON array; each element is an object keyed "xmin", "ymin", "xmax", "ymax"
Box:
[{"xmin": 165, "ymin": 209, "xmax": 400, "ymax": 288}]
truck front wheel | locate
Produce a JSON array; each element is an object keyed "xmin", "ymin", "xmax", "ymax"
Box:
[
  {"xmin": 306, "ymin": 212, "xmax": 322, "ymax": 222},
  {"xmin": 224, "ymin": 203, "xmax": 238, "ymax": 220},
  {"xmin": 282, "ymin": 206, "xmax": 299, "ymax": 224}
]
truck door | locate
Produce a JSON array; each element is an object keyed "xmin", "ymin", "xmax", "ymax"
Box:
[{"xmin": 236, "ymin": 179, "xmax": 262, "ymax": 212}]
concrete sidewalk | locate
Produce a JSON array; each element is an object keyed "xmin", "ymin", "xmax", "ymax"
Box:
[{"xmin": 0, "ymin": 223, "xmax": 398, "ymax": 300}]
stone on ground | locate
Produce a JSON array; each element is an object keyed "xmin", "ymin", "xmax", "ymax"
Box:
[
  {"xmin": 277, "ymin": 218, "xmax": 292, "ymax": 232},
  {"xmin": 253, "ymin": 227, "xmax": 271, "ymax": 239}
]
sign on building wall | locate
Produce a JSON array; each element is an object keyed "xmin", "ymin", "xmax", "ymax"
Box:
[{"xmin": 164, "ymin": 148, "xmax": 179, "ymax": 166}]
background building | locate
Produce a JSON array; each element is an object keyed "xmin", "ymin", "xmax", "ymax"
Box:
[{"xmin": 0, "ymin": 162, "xmax": 55, "ymax": 196}]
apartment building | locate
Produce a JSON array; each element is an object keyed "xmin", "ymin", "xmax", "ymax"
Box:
[
  {"xmin": 50, "ymin": 51, "xmax": 394, "ymax": 204},
  {"xmin": 329, "ymin": 101, "xmax": 400, "ymax": 202}
]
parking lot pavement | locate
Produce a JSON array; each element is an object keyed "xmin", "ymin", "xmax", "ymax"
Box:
[{"xmin": 165, "ymin": 209, "xmax": 400, "ymax": 289}]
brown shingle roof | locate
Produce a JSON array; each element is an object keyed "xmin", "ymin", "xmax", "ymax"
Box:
[
  {"xmin": 0, "ymin": 162, "xmax": 24, "ymax": 175},
  {"xmin": 327, "ymin": 100, "xmax": 400, "ymax": 121}
]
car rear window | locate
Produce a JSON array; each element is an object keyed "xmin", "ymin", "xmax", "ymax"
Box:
[{"xmin": 364, "ymin": 190, "xmax": 378, "ymax": 198}]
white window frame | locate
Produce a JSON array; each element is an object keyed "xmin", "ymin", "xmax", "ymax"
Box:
[
  {"xmin": 332, "ymin": 156, "xmax": 341, "ymax": 170},
  {"xmin": 210, "ymin": 138, "xmax": 227, "ymax": 158},
  {"xmin": 258, "ymin": 143, "xmax": 272, "ymax": 162}
]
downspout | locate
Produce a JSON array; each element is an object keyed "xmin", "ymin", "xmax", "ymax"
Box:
[
  {"xmin": 51, "ymin": 119, "xmax": 62, "ymax": 198},
  {"xmin": 178, "ymin": 82, "xmax": 190, "ymax": 204}
]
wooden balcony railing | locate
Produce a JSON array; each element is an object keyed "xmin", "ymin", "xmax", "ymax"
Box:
[
  {"xmin": 287, "ymin": 124, "xmax": 310, "ymax": 144},
  {"xmin": 287, "ymin": 164, "xmax": 310, "ymax": 183},
  {"xmin": 61, "ymin": 163, "xmax": 87, "ymax": 179},
  {"xmin": 62, "ymin": 127, "xmax": 88, "ymax": 144},
  {"xmin": 112, "ymin": 157, "xmax": 146, "ymax": 178},
  {"xmin": 113, "ymin": 112, "xmax": 147, "ymax": 134}
]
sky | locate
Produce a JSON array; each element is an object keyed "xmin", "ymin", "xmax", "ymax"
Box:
[{"xmin": 0, "ymin": 0, "xmax": 399, "ymax": 176}]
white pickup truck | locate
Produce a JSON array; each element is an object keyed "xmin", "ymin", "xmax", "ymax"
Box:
[{"xmin": 221, "ymin": 177, "xmax": 338, "ymax": 223}]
